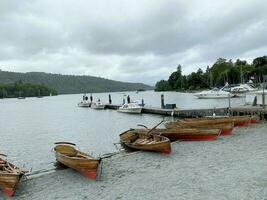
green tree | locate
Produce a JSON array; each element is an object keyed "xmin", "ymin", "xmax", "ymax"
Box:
[{"xmin": 155, "ymin": 80, "xmax": 171, "ymax": 91}]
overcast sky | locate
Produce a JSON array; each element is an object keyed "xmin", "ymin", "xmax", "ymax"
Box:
[{"xmin": 0, "ymin": 0, "xmax": 266, "ymax": 85}]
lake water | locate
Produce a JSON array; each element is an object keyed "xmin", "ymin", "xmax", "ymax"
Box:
[{"xmin": 0, "ymin": 90, "xmax": 246, "ymax": 173}]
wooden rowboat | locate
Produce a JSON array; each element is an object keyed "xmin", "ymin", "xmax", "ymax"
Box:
[
  {"xmin": 165, "ymin": 121, "xmax": 234, "ymax": 135},
  {"xmin": 0, "ymin": 155, "xmax": 27, "ymax": 197},
  {"xmin": 120, "ymin": 130, "xmax": 171, "ymax": 154},
  {"xmin": 183, "ymin": 116, "xmax": 252, "ymax": 127},
  {"xmin": 131, "ymin": 128, "xmax": 221, "ymax": 141},
  {"xmin": 54, "ymin": 142, "xmax": 101, "ymax": 180}
]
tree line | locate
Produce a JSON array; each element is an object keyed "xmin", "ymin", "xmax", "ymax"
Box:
[
  {"xmin": 0, "ymin": 71, "xmax": 153, "ymax": 94},
  {"xmin": 0, "ymin": 81, "xmax": 58, "ymax": 98},
  {"xmin": 155, "ymin": 56, "xmax": 267, "ymax": 91}
]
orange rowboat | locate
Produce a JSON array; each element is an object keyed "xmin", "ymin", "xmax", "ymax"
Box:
[
  {"xmin": 120, "ymin": 130, "xmax": 171, "ymax": 154},
  {"xmin": 0, "ymin": 155, "xmax": 27, "ymax": 197},
  {"xmin": 132, "ymin": 128, "xmax": 221, "ymax": 141},
  {"xmin": 165, "ymin": 121, "xmax": 234, "ymax": 135},
  {"xmin": 54, "ymin": 142, "xmax": 101, "ymax": 180}
]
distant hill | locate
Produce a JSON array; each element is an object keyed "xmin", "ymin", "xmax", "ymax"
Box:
[{"xmin": 0, "ymin": 70, "xmax": 153, "ymax": 94}]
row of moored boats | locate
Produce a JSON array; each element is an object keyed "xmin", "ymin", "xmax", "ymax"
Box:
[
  {"xmin": 0, "ymin": 115, "xmax": 257, "ymax": 197},
  {"xmin": 194, "ymin": 83, "xmax": 264, "ymax": 99},
  {"xmin": 78, "ymin": 100, "xmax": 143, "ymax": 114}
]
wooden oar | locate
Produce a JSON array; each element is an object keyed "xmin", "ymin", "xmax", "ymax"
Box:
[
  {"xmin": 146, "ymin": 120, "xmax": 164, "ymax": 136},
  {"xmin": 137, "ymin": 124, "xmax": 148, "ymax": 129}
]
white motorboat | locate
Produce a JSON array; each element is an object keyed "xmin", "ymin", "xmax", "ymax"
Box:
[
  {"xmin": 78, "ymin": 101, "xmax": 91, "ymax": 107},
  {"xmin": 230, "ymin": 83, "xmax": 259, "ymax": 96},
  {"xmin": 194, "ymin": 87, "xmax": 234, "ymax": 99},
  {"xmin": 118, "ymin": 102, "xmax": 142, "ymax": 114},
  {"xmin": 91, "ymin": 101, "xmax": 105, "ymax": 109}
]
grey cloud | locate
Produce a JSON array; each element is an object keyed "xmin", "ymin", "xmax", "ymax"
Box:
[{"xmin": 0, "ymin": 0, "xmax": 266, "ymax": 85}]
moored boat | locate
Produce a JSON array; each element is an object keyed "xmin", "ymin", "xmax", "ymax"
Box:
[
  {"xmin": 194, "ymin": 84, "xmax": 234, "ymax": 99},
  {"xmin": 120, "ymin": 130, "xmax": 171, "ymax": 154},
  {"xmin": 91, "ymin": 101, "xmax": 105, "ymax": 109},
  {"xmin": 0, "ymin": 155, "xmax": 27, "ymax": 197},
  {"xmin": 131, "ymin": 128, "xmax": 221, "ymax": 141},
  {"xmin": 118, "ymin": 102, "xmax": 142, "ymax": 114},
  {"xmin": 78, "ymin": 101, "xmax": 91, "ymax": 107},
  {"xmin": 165, "ymin": 121, "xmax": 234, "ymax": 135},
  {"xmin": 184, "ymin": 116, "xmax": 252, "ymax": 127},
  {"xmin": 54, "ymin": 142, "xmax": 101, "ymax": 180}
]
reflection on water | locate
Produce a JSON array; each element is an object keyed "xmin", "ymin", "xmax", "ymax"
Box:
[{"xmin": 0, "ymin": 91, "xmax": 245, "ymax": 172}]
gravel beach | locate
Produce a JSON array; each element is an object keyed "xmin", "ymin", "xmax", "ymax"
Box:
[{"xmin": 3, "ymin": 122, "xmax": 267, "ymax": 200}]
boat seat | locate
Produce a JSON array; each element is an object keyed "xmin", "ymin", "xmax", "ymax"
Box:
[
  {"xmin": 55, "ymin": 145, "xmax": 77, "ymax": 157},
  {"xmin": 76, "ymin": 153, "xmax": 88, "ymax": 158}
]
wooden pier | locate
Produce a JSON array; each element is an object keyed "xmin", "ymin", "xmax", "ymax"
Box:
[
  {"xmin": 104, "ymin": 104, "xmax": 267, "ymax": 119},
  {"xmin": 99, "ymin": 93, "xmax": 267, "ymax": 119}
]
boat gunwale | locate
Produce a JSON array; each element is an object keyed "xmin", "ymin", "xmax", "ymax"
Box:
[{"xmin": 54, "ymin": 144, "xmax": 100, "ymax": 162}]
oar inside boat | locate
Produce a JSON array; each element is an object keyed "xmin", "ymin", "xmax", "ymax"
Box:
[
  {"xmin": 137, "ymin": 124, "xmax": 149, "ymax": 129},
  {"xmin": 119, "ymin": 120, "xmax": 171, "ymax": 154},
  {"xmin": 146, "ymin": 120, "xmax": 164, "ymax": 136},
  {"xmin": 0, "ymin": 156, "xmax": 27, "ymax": 197}
]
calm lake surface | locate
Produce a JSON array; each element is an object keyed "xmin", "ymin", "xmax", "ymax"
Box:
[{"xmin": 0, "ymin": 90, "xmax": 246, "ymax": 172}]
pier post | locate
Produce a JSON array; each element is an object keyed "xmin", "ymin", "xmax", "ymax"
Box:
[
  {"xmin": 161, "ymin": 94, "xmax": 165, "ymax": 108},
  {"xmin": 228, "ymin": 89, "xmax": 232, "ymax": 116},
  {"xmin": 108, "ymin": 94, "xmax": 112, "ymax": 104},
  {"xmin": 262, "ymin": 75, "xmax": 267, "ymax": 119}
]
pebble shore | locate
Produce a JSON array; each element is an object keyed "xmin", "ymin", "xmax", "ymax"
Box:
[{"xmin": 4, "ymin": 122, "xmax": 267, "ymax": 200}]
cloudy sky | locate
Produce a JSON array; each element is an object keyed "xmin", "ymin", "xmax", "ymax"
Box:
[{"xmin": 0, "ymin": 0, "xmax": 266, "ymax": 85}]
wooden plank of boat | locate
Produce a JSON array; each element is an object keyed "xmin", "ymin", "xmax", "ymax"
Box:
[
  {"xmin": 203, "ymin": 115, "xmax": 257, "ymax": 125},
  {"xmin": 183, "ymin": 116, "xmax": 251, "ymax": 127},
  {"xmin": 54, "ymin": 142, "xmax": 101, "ymax": 180},
  {"xmin": 165, "ymin": 121, "xmax": 234, "ymax": 135},
  {"xmin": 133, "ymin": 128, "xmax": 221, "ymax": 141},
  {"xmin": 0, "ymin": 155, "xmax": 27, "ymax": 197},
  {"xmin": 119, "ymin": 130, "xmax": 171, "ymax": 154}
]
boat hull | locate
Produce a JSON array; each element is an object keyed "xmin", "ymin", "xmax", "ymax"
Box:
[
  {"xmin": 91, "ymin": 105, "xmax": 105, "ymax": 109},
  {"xmin": 118, "ymin": 108, "xmax": 142, "ymax": 114},
  {"xmin": 54, "ymin": 144, "xmax": 100, "ymax": 180},
  {"xmin": 120, "ymin": 130, "xmax": 171, "ymax": 154},
  {"xmin": 0, "ymin": 173, "xmax": 22, "ymax": 197},
  {"xmin": 194, "ymin": 94, "xmax": 232, "ymax": 99},
  {"xmin": 165, "ymin": 121, "xmax": 233, "ymax": 135},
  {"xmin": 134, "ymin": 128, "xmax": 220, "ymax": 141},
  {"xmin": 78, "ymin": 102, "xmax": 91, "ymax": 107},
  {"xmin": 185, "ymin": 116, "xmax": 251, "ymax": 127}
]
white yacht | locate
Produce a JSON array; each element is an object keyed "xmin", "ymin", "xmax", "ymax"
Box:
[
  {"xmin": 230, "ymin": 83, "xmax": 259, "ymax": 95},
  {"xmin": 194, "ymin": 86, "xmax": 234, "ymax": 99},
  {"xmin": 91, "ymin": 101, "xmax": 105, "ymax": 109},
  {"xmin": 118, "ymin": 102, "xmax": 142, "ymax": 114},
  {"xmin": 78, "ymin": 100, "xmax": 91, "ymax": 107}
]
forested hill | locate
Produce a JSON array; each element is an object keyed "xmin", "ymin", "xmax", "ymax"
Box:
[
  {"xmin": 0, "ymin": 70, "xmax": 153, "ymax": 94},
  {"xmin": 155, "ymin": 56, "xmax": 267, "ymax": 91}
]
